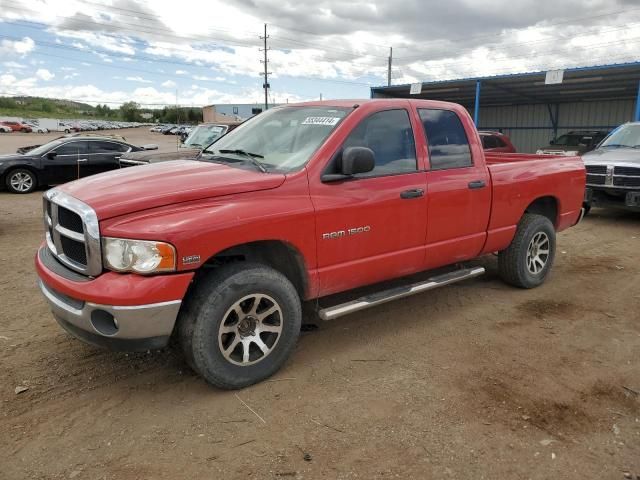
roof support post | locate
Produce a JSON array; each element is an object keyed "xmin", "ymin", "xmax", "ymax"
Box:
[
  {"xmin": 547, "ymin": 103, "xmax": 560, "ymax": 139},
  {"xmin": 635, "ymin": 80, "xmax": 640, "ymax": 121},
  {"xmin": 474, "ymin": 80, "xmax": 482, "ymax": 125}
]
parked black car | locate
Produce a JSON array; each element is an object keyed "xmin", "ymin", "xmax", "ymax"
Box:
[
  {"xmin": 583, "ymin": 123, "xmax": 640, "ymax": 212},
  {"xmin": 537, "ymin": 130, "xmax": 608, "ymax": 156},
  {"xmin": 0, "ymin": 136, "xmax": 157, "ymax": 194}
]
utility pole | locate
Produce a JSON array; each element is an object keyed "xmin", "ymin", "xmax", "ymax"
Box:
[
  {"xmin": 319, "ymin": 93, "xmax": 323, "ymax": 101},
  {"xmin": 387, "ymin": 47, "xmax": 393, "ymax": 87},
  {"xmin": 259, "ymin": 23, "xmax": 271, "ymax": 111}
]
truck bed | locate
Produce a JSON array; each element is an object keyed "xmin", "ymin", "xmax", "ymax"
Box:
[{"xmin": 483, "ymin": 151, "xmax": 586, "ymax": 252}]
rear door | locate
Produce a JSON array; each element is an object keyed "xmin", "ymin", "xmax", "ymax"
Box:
[
  {"xmin": 86, "ymin": 141, "xmax": 131, "ymax": 176},
  {"xmin": 417, "ymin": 108, "xmax": 491, "ymax": 270},
  {"xmin": 41, "ymin": 141, "xmax": 89, "ymax": 184},
  {"xmin": 309, "ymin": 107, "xmax": 429, "ymax": 296}
]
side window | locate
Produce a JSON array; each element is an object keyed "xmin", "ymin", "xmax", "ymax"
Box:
[
  {"xmin": 482, "ymin": 135, "xmax": 497, "ymax": 149},
  {"xmin": 342, "ymin": 109, "xmax": 417, "ymax": 176},
  {"xmin": 418, "ymin": 109, "xmax": 472, "ymax": 170},
  {"xmin": 89, "ymin": 141, "xmax": 129, "ymax": 153},
  {"xmin": 493, "ymin": 136, "xmax": 506, "ymax": 147},
  {"xmin": 53, "ymin": 141, "xmax": 88, "ymax": 155}
]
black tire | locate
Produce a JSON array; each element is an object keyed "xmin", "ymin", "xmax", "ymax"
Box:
[
  {"xmin": 5, "ymin": 168, "xmax": 37, "ymax": 194},
  {"xmin": 64, "ymin": 129, "xmax": 70, "ymax": 134},
  {"xmin": 498, "ymin": 213, "xmax": 556, "ymax": 289},
  {"xmin": 583, "ymin": 204, "xmax": 591, "ymax": 217},
  {"xmin": 178, "ymin": 262, "xmax": 302, "ymax": 389}
]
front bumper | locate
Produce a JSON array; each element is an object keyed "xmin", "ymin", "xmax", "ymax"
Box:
[
  {"xmin": 39, "ymin": 280, "xmax": 180, "ymax": 351},
  {"xmin": 585, "ymin": 187, "xmax": 640, "ymax": 212},
  {"xmin": 36, "ymin": 245, "xmax": 194, "ymax": 351}
]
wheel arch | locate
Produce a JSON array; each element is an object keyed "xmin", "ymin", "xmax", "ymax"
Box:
[
  {"xmin": 2, "ymin": 165, "xmax": 40, "ymax": 190},
  {"xmin": 523, "ymin": 196, "xmax": 559, "ymax": 229},
  {"xmin": 198, "ymin": 240, "xmax": 309, "ymax": 299}
]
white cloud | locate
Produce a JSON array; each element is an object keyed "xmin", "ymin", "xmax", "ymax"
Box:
[
  {"xmin": 63, "ymin": 72, "xmax": 79, "ymax": 80},
  {"xmin": 125, "ymin": 76, "xmax": 152, "ymax": 84},
  {"xmin": 0, "ymin": 37, "xmax": 35, "ymax": 56},
  {"xmin": 3, "ymin": 61, "xmax": 26, "ymax": 69},
  {"xmin": 60, "ymin": 66, "xmax": 76, "ymax": 71},
  {"xmin": 0, "ymin": 73, "xmax": 308, "ymax": 107},
  {"xmin": 36, "ymin": 68, "xmax": 55, "ymax": 81},
  {"xmin": 161, "ymin": 80, "xmax": 177, "ymax": 88},
  {"xmin": 193, "ymin": 75, "xmax": 227, "ymax": 82},
  {"xmin": 175, "ymin": 70, "xmax": 188, "ymax": 75}
]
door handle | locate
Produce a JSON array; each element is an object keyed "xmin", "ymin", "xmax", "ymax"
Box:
[
  {"xmin": 400, "ymin": 188, "xmax": 425, "ymax": 199},
  {"xmin": 77, "ymin": 158, "xmax": 88, "ymax": 163},
  {"xmin": 468, "ymin": 180, "xmax": 486, "ymax": 189}
]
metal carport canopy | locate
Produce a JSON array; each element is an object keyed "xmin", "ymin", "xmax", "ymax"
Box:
[{"xmin": 370, "ymin": 61, "xmax": 640, "ymax": 122}]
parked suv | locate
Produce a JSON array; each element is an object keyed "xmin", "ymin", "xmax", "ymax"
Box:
[
  {"xmin": 479, "ymin": 131, "xmax": 516, "ymax": 153},
  {"xmin": 537, "ymin": 130, "xmax": 608, "ymax": 156},
  {"xmin": 583, "ymin": 122, "xmax": 640, "ymax": 212}
]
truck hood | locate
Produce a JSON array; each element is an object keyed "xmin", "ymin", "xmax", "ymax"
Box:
[
  {"xmin": 582, "ymin": 147, "xmax": 640, "ymax": 165},
  {"xmin": 59, "ymin": 159, "xmax": 286, "ymax": 220}
]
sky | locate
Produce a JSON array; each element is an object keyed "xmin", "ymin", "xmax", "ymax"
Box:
[{"xmin": 0, "ymin": 0, "xmax": 639, "ymax": 108}]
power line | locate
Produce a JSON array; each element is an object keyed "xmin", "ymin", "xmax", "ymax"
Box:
[
  {"xmin": 3, "ymin": 4, "xmax": 384, "ymax": 63},
  {"xmin": 393, "ymin": 5, "xmax": 640, "ymax": 55},
  {"xmin": 395, "ymin": 21, "xmax": 640, "ymax": 63}
]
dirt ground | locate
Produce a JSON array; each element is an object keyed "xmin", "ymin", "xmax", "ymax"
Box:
[{"xmin": 1, "ymin": 140, "xmax": 639, "ymax": 478}]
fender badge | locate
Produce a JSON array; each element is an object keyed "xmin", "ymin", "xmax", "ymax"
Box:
[{"xmin": 182, "ymin": 255, "xmax": 201, "ymax": 265}]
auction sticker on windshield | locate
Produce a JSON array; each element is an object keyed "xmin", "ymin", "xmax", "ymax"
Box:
[{"xmin": 302, "ymin": 117, "xmax": 341, "ymax": 126}]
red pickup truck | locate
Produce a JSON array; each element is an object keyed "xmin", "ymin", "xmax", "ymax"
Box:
[{"xmin": 35, "ymin": 99, "xmax": 586, "ymax": 389}]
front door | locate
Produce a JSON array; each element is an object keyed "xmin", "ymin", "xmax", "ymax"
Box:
[
  {"xmin": 309, "ymin": 108, "xmax": 428, "ymax": 296},
  {"xmin": 42, "ymin": 141, "xmax": 89, "ymax": 185}
]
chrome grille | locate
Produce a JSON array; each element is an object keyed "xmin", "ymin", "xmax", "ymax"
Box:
[
  {"xmin": 585, "ymin": 165, "xmax": 607, "ymax": 175},
  {"xmin": 585, "ymin": 164, "xmax": 640, "ymax": 189},
  {"xmin": 43, "ymin": 189, "xmax": 102, "ymax": 276}
]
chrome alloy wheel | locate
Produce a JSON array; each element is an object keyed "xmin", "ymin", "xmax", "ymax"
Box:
[
  {"xmin": 10, "ymin": 171, "xmax": 33, "ymax": 192},
  {"xmin": 218, "ymin": 294, "xmax": 283, "ymax": 366},
  {"xmin": 526, "ymin": 232, "xmax": 550, "ymax": 275}
]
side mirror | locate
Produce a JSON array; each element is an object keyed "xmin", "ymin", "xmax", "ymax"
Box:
[
  {"xmin": 341, "ymin": 147, "xmax": 375, "ymax": 175},
  {"xmin": 322, "ymin": 146, "xmax": 375, "ymax": 182},
  {"xmin": 47, "ymin": 152, "xmax": 57, "ymax": 159}
]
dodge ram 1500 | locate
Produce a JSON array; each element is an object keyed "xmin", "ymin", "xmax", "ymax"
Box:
[{"xmin": 35, "ymin": 99, "xmax": 586, "ymax": 389}]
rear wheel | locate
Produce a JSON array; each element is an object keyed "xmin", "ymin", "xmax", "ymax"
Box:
[
  {"xmin": 498, "ymin": 213, "xmax": 556, "ymax": 288},
  {"xmin": 6, "ymin": 169, "xmax": 37, "ymax": 194},
  {"xmin": 178, "ymin": 263, "xmax": 301, "ymax": 389}
]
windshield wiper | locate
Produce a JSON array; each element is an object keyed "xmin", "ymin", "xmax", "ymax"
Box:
[
  {"xmin": 601, "ymin": 144, "xmax": 631, "ymax": 148},
  {"xmin": 217, "ymin": 149, "xmax": 268, "ymax": 173}
]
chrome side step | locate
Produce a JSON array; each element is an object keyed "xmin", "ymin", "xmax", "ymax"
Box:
[{"xmin": 318, "ymin": 267, "xmax": 485, "ymax": 321}]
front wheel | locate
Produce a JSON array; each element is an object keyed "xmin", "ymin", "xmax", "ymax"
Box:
[
  {"xmin": 6, "ymin": 169, "xmax": 37, "ymax": 194},
  {"xmin": 178, "ymin": 263, "xmax": 302, "ymax": 389},
  {"xmin": 498, "ymin": 213, "xmax": 556, "ymax": 288}
]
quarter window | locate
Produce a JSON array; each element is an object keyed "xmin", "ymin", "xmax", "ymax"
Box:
[
  {"xmin": 342, "ymin": 109, "xmax": 417, "ymax": 176},
  {"xmin": 418, "ymin": 109, "xmax": 472, "ymax": 170}
]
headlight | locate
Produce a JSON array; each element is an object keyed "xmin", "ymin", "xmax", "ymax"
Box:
[
  {"xmin": 536, "ymin": 149, "xmax": 544, "ymax": 155},
  {"xmin": 563, "ymin": 151, "xmax": 579, "ymax": 156},
  {"xmin": 102, "ymin": 237, "xmax": 176, "ymax": 274}
]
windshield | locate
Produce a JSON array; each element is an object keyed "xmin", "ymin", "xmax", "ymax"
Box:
[
  {"xmin": 183, "ymin": 124, "xmax": 226, "ymax": 148},
  {"xmin": 203, "ymin": 106, "xmax": 349, "ymax": 171},
  {"xmin": 29, "ymin": 139, "xmax": 64, "ymax": 156},
  {"xmin": 600, "ymin": 124, "xmax": 640, "ymax": 148},
  {"xmin": 554, "ymin": 134, "xmax": 589, "ymax": 146}
]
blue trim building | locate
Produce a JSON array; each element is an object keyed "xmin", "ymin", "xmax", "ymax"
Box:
[{"xmin": 371, "ymin": 62, "xmax": 640, "ymax": 152}]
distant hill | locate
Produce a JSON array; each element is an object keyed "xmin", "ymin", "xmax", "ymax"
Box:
[{"xmin": 0, "ymin": 95, "xmax": 107, "ymax": 119}]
